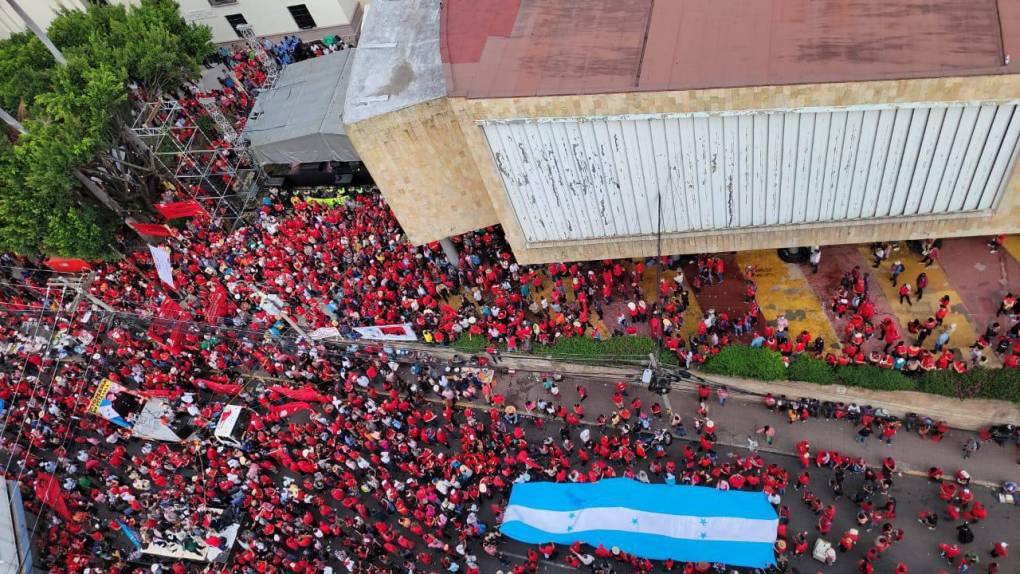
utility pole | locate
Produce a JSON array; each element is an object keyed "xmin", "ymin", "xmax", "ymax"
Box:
[{"xmin": 6, "ymin": 0, "xmax": 67, "ymax": 65}]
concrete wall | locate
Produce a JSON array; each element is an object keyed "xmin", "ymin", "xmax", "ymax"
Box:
[
  {"xmin": 354, "ymin": 74, "xmax": 1020, "ymax": 264},
  {"xmin": 0, "ymin": 0, "xmax": 136, "ymax": 39},
  {"xmin": 0, "ymin": 1, "xmax": 359, "ymax": 43},
  {"xmin": 345, "ymin": 98, "xmax": 499, "ymax": 244},
  {"xmin": 179, "ymin": 0, "xmax": 362, "ymax": 44}
]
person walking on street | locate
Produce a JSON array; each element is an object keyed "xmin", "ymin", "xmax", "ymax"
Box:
[
  {"xmin": 997, "ymin": 293, "xmax": 1016, "ymax": 317},
  {"xmin": 916, "ymin": 272, "xmax": 928, "ymax": 301},
  {"xmin": 935, "ymin": 324, "xmax": 956, "ymax": 352},
  {"xmin": 890, "ymin": 260, "xmax": 905, "ymax": 286},
  {"xmin": 899, "ymin": 283, "xmax": 913, "ymax": 306},
  {"xmin": 963, "ymin": 437, "xmax": 981, "ymax": 459},
  {"xmin": 857, "ymin": 425, "xmax": 873, "ymax": 443},
  {"xmin": 922, "ymin": 245, "xmax": 940, "ymax": 267},
  {"xmin": 810, "ymin": 247, "xmax": 821, "ymax": 274},
  {"xmin": 991, "ymin": 541, "xmax": 1008, "ymax": 558}
]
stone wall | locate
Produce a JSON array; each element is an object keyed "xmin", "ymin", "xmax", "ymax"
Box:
[{"xmin": 345, "ymin": 98, "xmax": 499, "ymax": 245}]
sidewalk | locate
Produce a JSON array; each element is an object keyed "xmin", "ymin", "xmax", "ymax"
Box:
[
  {"xmin": 479, "ymin": 350, "xmax": 1020, "ymax": 429},
  {"xmin": 361, "ymin": 336, "xmax": 1020, "ymax": 429}
]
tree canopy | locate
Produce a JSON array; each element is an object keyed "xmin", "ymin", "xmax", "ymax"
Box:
[{"xmin": 0, "ymin": 0, "xmax": 213, "ymax": 260}]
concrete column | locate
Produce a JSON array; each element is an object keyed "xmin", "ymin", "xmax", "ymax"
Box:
[{"xmin": 439, "ymin": 237, "xmax": 460, "ymax": 267}]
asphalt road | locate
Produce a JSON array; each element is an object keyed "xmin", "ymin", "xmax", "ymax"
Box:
[{"xmin": 9, "ymin": 333, "xmax": 1019, "ymax": 574}]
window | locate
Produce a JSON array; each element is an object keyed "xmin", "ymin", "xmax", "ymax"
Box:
[
  {"xmin": 208, "ymin": 0, "xmax": 239, "ymax": 6},
  {"xmin": 225, "ymin": 14, "xmax": 248, "ymax": 38},
  {"xmin": 287, "ymin": 4, "xmax": 317, "ymax": 30}
]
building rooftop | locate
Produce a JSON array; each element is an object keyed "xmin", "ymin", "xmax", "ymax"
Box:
[
  {"xmin": 245, "ymin": 49, "xmax": 360, "ymax": 164},
  {"xmin": 344, "ymin": 0, "xmax": 447, "ymax": 124},
  {"xmin": 441, "ymin": 0, "xmax": 1020, "ymax": 99}
]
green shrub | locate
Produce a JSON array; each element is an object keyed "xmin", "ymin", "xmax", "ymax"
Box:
[
  {"xmin": 452, "ymin": 333, "xmax": 1020, "ymax": 404},
  {"xmin": 702, "ymin": 346, "xmax": 787, "ymax": 381},
  {"xmin": 532, "ymin": 335, "xmax": 667, "ymax": 361},
  {"xmin": 450, "ymin": 335, "xmax": 490, "ymax": 354},
  {"xmin": 968, "ymin": 368, "xmax": 1020, "ymax": 402},
  {"xmin": 786, "ymin": 355, "xmax": 838, "ymax": 385},
  {"xmin": 834, "ymin": 365, "xmax": 916, "ymax": 391},
  {"xmin": 916, "ymin": 370, "xmax": 960, "ymax": 398}
]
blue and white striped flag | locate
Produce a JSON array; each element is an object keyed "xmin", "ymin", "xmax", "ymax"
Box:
[{"xmin": 501, "ymin": 478, "xmax": 778, "ymax": 568}]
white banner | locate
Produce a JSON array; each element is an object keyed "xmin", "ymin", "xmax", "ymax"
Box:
[
  {"xmin": 309, "ymin": 327, "xmax": 341, "ymax": 341},
  {"xmin": 353, "ymin": 323, "xmax": 417, "ymax": 342},
  {"xmin": 148, "ymin": 245, "xmax": 175, "ymax": 288}
]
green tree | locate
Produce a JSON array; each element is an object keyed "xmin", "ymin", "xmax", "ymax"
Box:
[
  {"xmin": 0, "ymin": 0, "xmax": 213, "ymax": 259},
  {"xmin": 0, "ymin": 32, "xmax": 57, "ymax": 114}
]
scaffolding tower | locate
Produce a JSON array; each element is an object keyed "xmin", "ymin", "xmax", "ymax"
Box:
[
  {"xmin": 130, "ymin": 99, "xmax": 264, "ymax": 229},
  {"xmin": 237, "ymin": 24, "xmax": 281, "ymax": 91}
]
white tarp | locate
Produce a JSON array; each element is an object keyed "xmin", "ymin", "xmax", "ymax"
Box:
[
  {"xmin": 132, "ymin": 398, "xmax": 185, "ymax": 443},
  {"xmin": 142, "ymin": 509, "xmax": 239, "ymax": 562},
  {"xmin": 149, "ymin": 245, "xmax": 175, "ymax": 288},
  {"xmin": 353, "ymin": 323, "xmax": 417, "ymax": 341},
  {"xmin": 310, "ymin": 326, "xmax": 342, "ymax": 340}
]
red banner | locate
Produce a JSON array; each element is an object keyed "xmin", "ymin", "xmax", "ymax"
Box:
[
  {"xmin": 148, "ymin": 298, "xmax": 189, "ymax": 354},
  {"xmin": 205, "ymin": 282, "xmax": 228, "ymax": 323},
  {"xmin": 129, "ymin": 222, "xmax": 173, "ymax": 237},
  {"xmin": 45, "ymin": 258, "xmax": 91, "ymax": 273},
  {"xmin": 380, "ymin": 325, "xmax": 409, "ymax": 336},
  {"xmin": 269, "ymin": 402, "xmax": 312, "ymax": 418},
  {"xmin": 34, "ymin": 473, "xmax": 73, "ymax": 521},
  {"xmin": 155, "ymin": 200, "xmax": 205, "ymax": 220},
  {"xmin": 268, "ymin": 385, "xmax": 331, "ymax": 403},
  {"xmin": 195, "ymin": 378, "xmax": 242, "ymax": 394}
]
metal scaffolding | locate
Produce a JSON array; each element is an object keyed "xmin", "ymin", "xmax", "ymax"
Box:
[
  {"xmin": 130, "ymin": 99, "xmax": 264, "ymax": 229},
  {"xmin": 237, "ymin": 24, "xmax": 280, "ymax": 91}
]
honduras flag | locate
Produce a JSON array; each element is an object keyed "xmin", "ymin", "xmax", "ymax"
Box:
[{"xmin": 501, "ymin": 478, "xmax": 778, "ymax": 568}]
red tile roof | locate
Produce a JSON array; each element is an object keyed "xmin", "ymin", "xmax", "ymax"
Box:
[{"xmin": 441, "ymin": 0, "xmax": 1020, "ymax": 99}]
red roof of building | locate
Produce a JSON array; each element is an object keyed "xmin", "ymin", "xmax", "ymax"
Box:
[{"xmin": 440, "ymin": 0, "xmax": 1020, "ymax": 99}]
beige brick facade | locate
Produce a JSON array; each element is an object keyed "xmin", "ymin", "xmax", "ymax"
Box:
[
  {"xmin": 347, "ymin": 75, "xmax": 1020, "ymax": 264},
  {"xmin": 345, "ymin": 98, "xmax": 499, "ymax": 245}
]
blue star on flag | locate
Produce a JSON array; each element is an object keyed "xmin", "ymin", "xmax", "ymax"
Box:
[
  {"xmin": 699, "ymin": 518, "xmax": 708, "ymax": 526},
  {"xmin": 700, "ymin": 532, "xmax": 708, "ymax": 539},
  {"xmin": 632, "ymin": 517, "xmax": 639, "ymax": 525}
]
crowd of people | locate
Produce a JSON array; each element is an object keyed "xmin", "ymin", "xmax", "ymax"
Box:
[
  {"xmin": 822, "ymin": 243, "xmax": 1020, "ymax": 373},
  {"xmin": 1, "ymin": 25, "xmax": 1019, "ymax": 574},
  {"xmin": 0, "ymin": 286, "xmax": 1014, "ymax": 574}
]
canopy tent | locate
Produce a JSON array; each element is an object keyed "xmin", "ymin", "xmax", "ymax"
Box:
[{"xmin": 244, "ymin": 49, "xmax": 360, "ymax": 166}]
